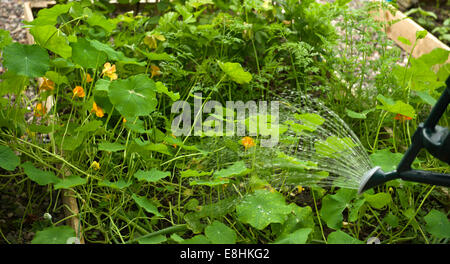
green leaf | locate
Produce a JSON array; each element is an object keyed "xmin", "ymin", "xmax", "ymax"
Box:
[
  {"xmin": 54, "ymin": 175, "xmax": 87, "ymax": 190},
  {"xmin": 376, "ymin": 94, "xmax": 416, "ymax": 118},
  {"xmin": 415, "ymin": 90, "xmax": 437, "ymax": 106},
  {"xmin": 345, "ymin": 108, "xmax": 374, "ymax": 119},
  {"xmin": 30, "ymin": 25, "xmax": 72, "ymax": 58},
  {"xmin": 0, "ymin": 145, "xmax": 20, "ymax": 171},
  {"xmin": 132, "ymin": 194, "xmax": 162, "ymax": 217},
  {"xmin": 71, "ymin": 38, "xmax": 107, "ymax": 69},
  {"xmin": 273, "ymin": 228, "xmax": 312, "ymax": 244},
  {"xmin": 369, "ymin": 149, "xmax": 404, "ymax": 172},
  {"xmin": 236, "ymin": 189, "xmax": 292, "ymax": 230},
  {"xmin": 98, "ymin": 179, "xmax": 131, "ymax": 190},
  {"xmin": 98, "ymin": 142, "xmax": 126, "ymax": 152},
  {"xmin": 0, "ymin": 29, "xmax": 12, "ymax": 50},
  {"xmin": 31, "ymin": 226, "xmax": 76, "ymax": 244},
  {"xmin": 180, "ymin": 235, "xmax": 211, "ymax": 244},
  {"xmin": 0, "ymin": 71, "xmax": 29, "ymax": 96},
  {"xmin": 417, "ymin": 48, "xmax": 449, "ymax": 67},
  {"xmin": 397, "ymin": 36, "xmax": 411, "ymax": 46},
  {"xmin": 21, "ymin": 162, "xmax": 60, "ymax": 186},
  {"xmin": 87, "ymin": 39, "xmax": 137, "ymax": 63},
  {"xmin": 204, "ymin": 221, "xmax": 237, "ymax": 244},
  {"xmin": 327, "ymin": 230, "xmax": 364, "ymax": 244},
  {"xmin": 156, "ymin": 81, "xmax": 180, "ymax": 101},
  {"xmin": 320, "ymin": 189, "xmax": 357, "ymax": 230},
  {"xmin": 108, "ymin": 74, "xmax": 157, "ymax": 120},
  {"xmin": 3, "ymin": 43, "xmax": 50, "ymax": 77},
  {"xmin": 416, "ymin": 30, "xmax": 427, "ymax": 40},
  {"xmin": 26, "ymin": 3, "xmax": 73, "ymax": 26},
  {"xmin": 424, "ymin": 209, "xmax": 450, "ymax": 239},
  {"xmin": 180, "ymin": 169, "xmax": 213, "ymax": 178},
  {"xmin": 364, "ymin": 192, "xmax": 392, "ymax": 209},
  {"xmin": 134, "ymin": 169, "xmax": 170, "ymax": 183},
  {"xmin": 213, "ymin": 161, "xmax": 249, "ymax": 179},
  {"xmin": 45, "ymin": 71, "xmax": 68, "ymax": 85},
  {"xmin": 218, "ymin": 61, "xmax": 252, "ymax": 84},
  {"xmin": 86, "ymin": 13, "xmax": 117, "ymax": 33},
  {"xmin": 437, "ymin": 63, "xmax": 450, "ymax": 82}
]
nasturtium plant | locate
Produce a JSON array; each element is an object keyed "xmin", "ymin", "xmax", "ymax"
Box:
[
  {"xmin": 0, "ymin": 145, "xmax": 20, "ymax": 171},
  {"xmin": 71, "ymin": 38, "xmax": 107, "ymax": 69},
  {"xmin": 108, "ymin": 74, "xmax": 158, "ymax": 120},
  {"xmin": 314, "ymin": 136, "xmax": 357, "ymax": 157},
  {"xmin": 3, "ymin": 43, "xmax": 50, "ymax": 77},
  {"xmin": 30, "ymin": 25, "xmax": 72, "ymax": 59},
  {"xmin": 376, "ymin": 94, "xmax": 416, "ymax": 119},
  {"xmin": 31, "ymin": 226, "xmax": 76, "ymax": 244},
  {"xmin": 132, "ymin": 194, "xmax": 162, "ymax": 217},
  {"xmin": 218, "ymin": 61, "xmax": 252, "ymax": 84},
  {"xmin": 134, "ymin": 169, "xmax": 171, "ymax": 183},
  {"xmin": 236, "ymin": 189, "xmax": 293, "ymax": 230},
  {"xmin": 424, "ymin": 210, "xmax": 450, "ymax": 239},
  {"xmin": 204, "ymin": 220, "xmax": 237, "ymax": 244},
  {"xmin": 21, "ymin": 162, "xmax": 60, "ymax": 186}
]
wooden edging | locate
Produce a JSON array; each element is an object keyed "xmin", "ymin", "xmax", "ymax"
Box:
[
  {"xmin": 370, "ymin": 0, "xmax": 450, "ymax": 63},
  {"xmin": 23, "ymin": 1, "xmax": 84, "ymax": 244}
]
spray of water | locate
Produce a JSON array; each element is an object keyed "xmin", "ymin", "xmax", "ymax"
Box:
[{"xmin": 256, "ymin": 95, "xmax": 374, "ymax": 190}]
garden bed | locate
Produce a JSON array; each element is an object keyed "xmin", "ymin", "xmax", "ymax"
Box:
[{"xmin": 0, "ymin": 0, "xmax": 449, "ymax": 245}]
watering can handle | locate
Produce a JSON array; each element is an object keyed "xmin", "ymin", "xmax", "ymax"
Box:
[
  {"xmin": 423, "ymin": 77, "xmax": 450, "ymax": 129},
  {"xmin": 397, "ymin": 77, "xmax": 450, "ymax": 172}
]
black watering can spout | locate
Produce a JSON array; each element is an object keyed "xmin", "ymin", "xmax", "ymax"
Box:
[{"xmin": 358, "ymin": 76, "xmax": 450, "ymax": 194}]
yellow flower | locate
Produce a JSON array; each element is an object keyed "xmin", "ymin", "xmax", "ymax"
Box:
[
  {"xmin": 150, "ymin": 65, "xmax": 161, "ymax": 78},
  {"xmin": 91, "ymin": 161, "xmax": 100, "ymax": 170},
  {"xmin": 92, "ymin": 102, "xmax": 104, "ymax": 118},
  {"xmin": 143, "ymin": 33, "xmax": 166, "ymax": 49},
  {"xmin": 39, "ymin": 78, "xmax": 54, "ymax": 91},
  {"xmin": 72, "ymin": 86, "xmax": 85, "ymax": 98},
  {"xmin": 101, "ymin": 62, "xmax": 118, "ymax": 81},
  {"xmin": 297, "ymin": 185, "xmax": 305, "ymax": 194},
  {"xmin": 122, "ymin": 118, "xmax": 127, "ymax": 123},
  {"xmin": 34, "ymin": 103, "xmax": 46, "ymax": 117},
  {"xmin": 85, "ymin": 73, "xmax": 93, "ymax": 83},
  {"xmin": 241, "ymin": 136, "xmax": 256, "ymax": 150}
]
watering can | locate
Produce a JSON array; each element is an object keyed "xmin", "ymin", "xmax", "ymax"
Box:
[{"xmin": 358, "ymin": 76, "xmax": 450, "ymax": 194}]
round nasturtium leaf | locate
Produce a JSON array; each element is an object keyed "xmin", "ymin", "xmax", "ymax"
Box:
[
  {"xmin": 31, "ymin": 226, "xmax": 76, "ymax": 244},
  {"xmin": 71, "ymin": 38, "xmax": 107, "ymax": 69},
  {"xmin": 3, "ymin": 43, "xmax": 50, "ymax": 77},
  {"xmin": 236, "ymin": 189, "xmax": 292, "ymax": 230},
  {"xmin": 108, "ymin": 74, "xmax": 157, "ymax": 120},
  {"xmin": 0, "ymin": 145, "xmax": 20, "ymax": 171}
]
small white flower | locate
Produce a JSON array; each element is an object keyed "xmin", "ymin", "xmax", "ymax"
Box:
[{"xmin": 43, "ymin": 213, "xmax": 52, "ymax": 221}]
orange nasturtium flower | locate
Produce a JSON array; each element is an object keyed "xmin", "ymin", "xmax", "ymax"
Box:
[
  {"xmin": 34, "ymin": 103, "xmax": 46, "ymax": 117},
  {"xmin": 39, "ymin": 78, "xmax": 55, "ymax": 91},
  {"xmin": 150, "ymin": 65, "xmax": 162, "ymax": 78},
  {"xmin": 241, "ymin": 136, "xmax": 256, "ymax": 150},
  {"xmin": 72, "ymin": 86, "xmax": 85, "ymax": 98},
  {"xmin": 394, "ymin": 113, "xmax": 413, "ymax": 121},
  {"xmin": 101, "ymin": 62, "xmax": 118, "ymax": 81},
  {"xmin": 92, "ymin": 102, "xmax": 104, "ymax": 118},
  {"xmin": 85, "ymin": 73, "xmax": 93, "ymax": 83}
]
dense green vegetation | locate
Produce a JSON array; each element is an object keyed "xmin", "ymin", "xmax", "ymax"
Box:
[{"xmin": 0, "ymin": 0, "xmax": 448, "ymax": 244}]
